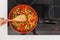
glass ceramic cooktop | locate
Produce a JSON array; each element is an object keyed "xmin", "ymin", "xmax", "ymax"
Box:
[{"xmin": 8, "ymin": 0, "xmax": 60, "ymax": 35}]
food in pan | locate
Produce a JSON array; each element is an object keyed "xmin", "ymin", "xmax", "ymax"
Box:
[{"xmin": 9, "ymin": 4, "xmax": 38, "ymax": 34}]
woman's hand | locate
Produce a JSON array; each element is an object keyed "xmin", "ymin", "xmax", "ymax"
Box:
[{"xmin": 0, "ymin": 18, "xmax": 6, "ymax": 26}]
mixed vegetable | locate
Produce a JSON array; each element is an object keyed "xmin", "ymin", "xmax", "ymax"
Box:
[{"xmin": 11, "ymin": 5, "xmax": 38, "ymax": 32}]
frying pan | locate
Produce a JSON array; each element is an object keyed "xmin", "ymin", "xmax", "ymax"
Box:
[{"xmin": 8, "ymin": 4, "xmax": 38, "ymax": 34}]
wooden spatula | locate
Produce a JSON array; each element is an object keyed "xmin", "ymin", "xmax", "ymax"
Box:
[
  {"xmin": 0, "ymin": 14, "xmax": 27, "ymax": 26},
  {"xmin": 8, "ymin": 14, "xmax": 27, "ymax": 22}
]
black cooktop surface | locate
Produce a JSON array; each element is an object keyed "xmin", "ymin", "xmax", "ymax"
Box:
[{"xmin": 8, "ymin": 0, "xmax": 60, "ymax": 35}]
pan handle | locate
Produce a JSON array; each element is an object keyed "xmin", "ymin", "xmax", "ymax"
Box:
[{"xmin": 39, "ymin": 19, "xmax": 56, "ymax": 24}]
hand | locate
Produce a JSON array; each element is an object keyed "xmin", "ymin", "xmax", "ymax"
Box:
[{"xmin": 0, "ymin": 18, "xmax": 6, "ymax": 26}]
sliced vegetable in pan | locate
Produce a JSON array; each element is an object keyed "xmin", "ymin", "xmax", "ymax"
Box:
[{"xmin": 9, "ymin": 4, "xmax": 38, "ymax": 34}]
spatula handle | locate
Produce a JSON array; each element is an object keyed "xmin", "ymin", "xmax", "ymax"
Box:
[{"xmin": 5, "ymin": 19, "xmax": 12, "ymax": 22}]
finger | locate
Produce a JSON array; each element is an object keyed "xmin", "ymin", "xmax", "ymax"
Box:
[
  {"xmin": 0, "ymin": 18, "xmax": 4, "ymax": 19},
  {"xmin": 0, "ymin": 22, "xmax": 6, "ymax": 26}
]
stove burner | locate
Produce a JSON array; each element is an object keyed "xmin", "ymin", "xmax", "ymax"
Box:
[
  {"xmin": 14, "ymin": 0, "xmax": 36, "ymax": 5},
  {"xmin": 49, "ymin": 5, "xmax": 60, "ymax": 20},
  {"xmin": 24, "ymin": 0, "xmax": 36, "ymax": 5},
  {"xmin": 14, "ymin": 0, "xmax": 24, "ymax": 5}
]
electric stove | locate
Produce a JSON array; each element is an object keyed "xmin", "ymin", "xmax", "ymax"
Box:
[{"xmin": 8, "ymin": 0, "xmax": 60, "ymax": 35}]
